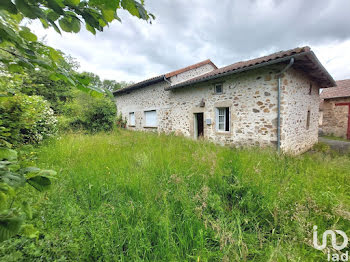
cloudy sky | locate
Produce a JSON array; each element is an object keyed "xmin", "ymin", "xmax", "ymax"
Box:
[{"xmin": 30, "ymin": 0, "xmax": 350, "ymax": 83}]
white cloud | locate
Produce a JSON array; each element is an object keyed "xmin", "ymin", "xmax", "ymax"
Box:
[{"xmin": 29, "ymin": 0, "xmax": 350, "ymax": 82}]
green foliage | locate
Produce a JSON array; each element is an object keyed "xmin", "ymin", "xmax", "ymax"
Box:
[
  {"xmin": 0, "ymin": 0, "xmax": 155, "ymax": 245},
  {"xmin": 0, "ymin": 131, "xmax": 348, "ymax": 260},
  {"xmin": 0, "ymin": 93, "xmax": 58, "ymax": 145},
  {"xmin": 20, "ymin": 69, "xmax": 74, "ymax": 114},
  {"xmin": 79, "ymin": 71, "xmax": 132, "ymax": 92},
  {"xmin": 321, "ymin": 135, "xmax": 349, "ymax": 142},
  {"xmin": 312, "ymin": 142, "xmax": 331, "ymax": 153},
  {"xmin": 0, "ymin": 0, "xmax": 153, "ymax": 84},
  {"xmin": 0, "ymin": 145, "xmax": 56, "ymax": 243},
  {"xmin": 63, "ymin": 91, "xmax": 117, "ymax": 132},
  {"xmin": 115, "ymin": 114, "xmax": 127, "ymax": 128}
]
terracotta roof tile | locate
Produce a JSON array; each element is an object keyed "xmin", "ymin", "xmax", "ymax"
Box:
[
  {"xmin": 114, "ymin": 59, "xmax": 217, "ymax": 95},
  {"xmin": 320, "ymin": 79, "xmax": 350, "ymax": 99},
  {"xmin": 167, "ymin": 47, "xmax": 312, "ymax": 89},
  {"xmin": 165, "ymin": 59, "xmax": 217, "ymax": 78},
  {"xmin": 113, "ymin": 75, "xmax": 164, "ymax": 94}
]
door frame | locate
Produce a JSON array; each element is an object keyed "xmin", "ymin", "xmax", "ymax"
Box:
[
  {"xmin": 335, "ymin": 103, "xmax": 350, "ymax": 140},
  {"xmin": 194, "ymin": 112, "xmax": 204, "ymax": 139}
]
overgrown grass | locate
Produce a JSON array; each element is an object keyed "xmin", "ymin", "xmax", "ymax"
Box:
[
  {"xmin": 321, "ymin": 135, "xmax": 350, "ymax": 142},
  {"xmin": 1, "ymin": 130, "xmax": 349, "ymax": 261}
]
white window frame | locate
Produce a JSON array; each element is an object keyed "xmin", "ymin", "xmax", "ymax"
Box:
[
  {"xmin": 214, "ymin": 84, "xmax": 223, "ymax": 94},
  {"xmin": 144, "ymin": 110, "xmax": 157, "ymax": 127},
  {"xmin": 129, "ymin": 112, "xmax": 135, "ymax": 126},
  {"xmin": 216, "ymin": 107, "xmax": 229, "ymax": 132}
]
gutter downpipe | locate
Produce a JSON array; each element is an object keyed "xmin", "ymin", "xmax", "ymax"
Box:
[
  {"xmin": 277, "ymin": 57, "xmax": 294, "ymax": 154},
  {"xmin": 163, "ymin": 76, "xmax": 171, "ymax": 85}
]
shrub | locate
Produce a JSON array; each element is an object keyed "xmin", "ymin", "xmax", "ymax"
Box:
[
  {"xmin": 20, "ymin": 70, "xmax": 73, "ymax": 114},
  {"xmin": 63, "ymin": 92, "xmax": 117, "ymax": 132},
  {"xmin": 312, "ymin": 142, "xmax": 330, "ymax": 153},
  {"xmin": 115, "ymin": 114, "xmax": 127, "ymax": 128},
  {"xmin": 0, "ymin": 94, "xmax": 58, "ymax": 145}
]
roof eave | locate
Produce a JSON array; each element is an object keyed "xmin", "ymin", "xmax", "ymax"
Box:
[
  {"xmin": 165, "ymin": 51, "xmax": 335, "ymax": 91},
  {"xmin": 307, "ymin": 51, "xmax": 336, "ymax": 87},
  {"xmin": 113, "ymin": 75, "xmax": 165, "ymax": 96},
  {"xmin": 323, "ymin": 95, "xmax": 350, "ymax": 100}
]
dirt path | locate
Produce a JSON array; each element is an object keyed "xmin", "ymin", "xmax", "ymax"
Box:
[{"xmin": 319, "ymin": 137, "xmax": 350, "ymax": 154}]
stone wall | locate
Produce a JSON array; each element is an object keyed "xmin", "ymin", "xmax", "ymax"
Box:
[
  {"xmin": 169, "ymin": 63, "xmax": 215, "ymax": 85},
  {"xmin": 321, "ymin": 97, "xmax": 350, "ymax": 139},
  {"xmin": 115, "ymin": 81, "xmax": 171, "ymax": 132},
  {"xmin": 281, "ymin": 68, "xmax": 321, "ymax": 154},
  {"xmin": 167, "ymin": 65, "xmax": 284, "ymax": 148},
  {"xmin": 115, "ymin": 64, "xmax": 321, "ymax": 154}
]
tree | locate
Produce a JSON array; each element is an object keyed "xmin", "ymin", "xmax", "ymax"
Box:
[
  {"xmin": 79, "ymin": 72, "xmax": 103, "ymax": 90},
  {"xmin": 0, "ymin": 0, "xmax": 155, "ymax": 242},
  {"xmin": 0, "ymin": 0, "xmax": 154, "ymax": 93},
  {"xmin": 78, "ymin": 72, "xmax": 132, "ymax": 92},
  {"xmin": 102, "ymin": 79, "xmax": 133, "ymax": 92},
  {"xmin": 102, "ymin": 79, "xmax": 120, "ymax": 92}
]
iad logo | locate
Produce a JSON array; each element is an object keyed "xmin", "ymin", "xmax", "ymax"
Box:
[{"xmin": 313, "ymin": 225, "xmax": 349, "ymax": 261}]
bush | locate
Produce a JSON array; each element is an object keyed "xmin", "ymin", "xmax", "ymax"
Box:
[
  {"xmin": 115, "ymin": 114, "xmax": 127, "ymax": 128},
  {"xmin": 0, "ymin": 94, "xmax": 58, "ymax": 145},
  {"xmin": 63, "ymin": 92, "xmax": 117, "ymax": 132}
]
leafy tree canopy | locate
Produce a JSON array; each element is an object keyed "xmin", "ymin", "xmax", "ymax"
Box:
[
  {"xmin": 0, "ymin": 0, "xmax": 153, "ymax": 242},
  {"xmin": 0, "ymin": 0, "xmax": 153, "ymax": 94},
  {"xmin": 78, "ymin": 71, "xmax": 132, "ymax": 92}
]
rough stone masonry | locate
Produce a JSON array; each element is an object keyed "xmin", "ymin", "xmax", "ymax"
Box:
[{"xmin": 114, "ymin": 47, "xmax": 335, "ymax": 155}]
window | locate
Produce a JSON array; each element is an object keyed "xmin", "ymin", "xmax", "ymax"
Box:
[
  {"xmin": 306, "ymin": 110, "xmax": 311, "ymax": 130},
  {"xmin": 144, "ymin": 110, "xmax": 157, "ymax": 127},
  {"xmin": 215, "ymin": 84, "xmax": 223, "ymax": 94},
  {"xmin": 129, "ymin": 112, "xmax": 135, "ymax": 126},
  {"xmin": 216, "ymin": 107, "xmax": 230, "ymax": 131}
]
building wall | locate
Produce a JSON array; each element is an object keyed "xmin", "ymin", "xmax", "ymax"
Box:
[
  {"xmin": 322, "ymin": 97, "xmax": 350, "ymax": 138},
  {"xmin": 115, "ymin": 81, "xmax": 171, "ymax": 131},
  {"xmin": 281, "ymin": 68, "xmax": 321, "ymax": 154},
  {"xmin": 169, "ymin": 63, "xmax": 216, "ymax": 85},
  {"xmin": 167, "ymin": 65, "xmax": 283, "ymax": 148},
  {"xmin": 115, "ymin": 64, "xmax": 321, "ymax": 154},
  {"xmin": 115, "ymin": 63, "xmax": 217, "ymax": 132}
]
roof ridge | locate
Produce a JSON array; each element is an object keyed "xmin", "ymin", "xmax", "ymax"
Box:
[
  {"xmin": 218, "ymin": 46, "xmax": 311, "ymax": 72},
  {"xmin": 165, "ymin": 59, "xmax": 217, "ymax": 78},
  {"xmin": 336, "ymin": 79, "xmax": 350, "ymax": 82},
  {"xmin": 166, "ymin": 46, "xmax": 334, "ymax": 90},
  {"xmin": 321, "ymin": 79, "xmax": 350, "ymax": 99},
  {"xmin": 114, "ymin": 59, "xmax": 218, "ymax": 94}
]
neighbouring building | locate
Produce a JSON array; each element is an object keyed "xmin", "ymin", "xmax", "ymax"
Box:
[
  {"xmin": 114, "ymin": 46, "xmax": 335, "ymax": 155},
  {"xmin": 320, "ymin": 79, "xmax": 350, "ymax": 140}
]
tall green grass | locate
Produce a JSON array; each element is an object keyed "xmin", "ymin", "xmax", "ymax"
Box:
[{"xmin": 1, "ymin": 130, "xmax": 349, "ymax": 261}]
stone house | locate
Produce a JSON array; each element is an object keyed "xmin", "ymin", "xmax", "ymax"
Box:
[
  {"xmin": 114, "ymin": 46, "xmax": 335, "ymax": 155},
  {"xmin": 320, "ymin": 79, "xmax": 350, "ymax": 140}
]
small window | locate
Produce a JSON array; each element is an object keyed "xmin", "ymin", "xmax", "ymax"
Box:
[
  {"xmin": 129, "ymin": 112, "xmax": 135, "ymax": 126},
  {"xmin": 309, "ymin": 84, "xmax": 312, "ymax": 95},
  {"xmin": 144, "ymin": 110, "xmax": 157, "ymax": 127},
  {"xmin": 216, "ymin": 107, "xmax": 230, "ymax": 131},
  {"xmin": 306, "ymin": 110, "xmax": 311, "ymax": 130},
  {"xmin": 215, "ymin": 84, "xmax": 223, "ymax": 94}
]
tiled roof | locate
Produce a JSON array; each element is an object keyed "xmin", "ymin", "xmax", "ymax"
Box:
[
  {"xmin": 115, "ymin": 46, "xmax": 335, "ymax": 95},
  {"xmin": 114, "ymin": 59, "xmax": 217, "ymax": 95},
  {"xmin": 113, "ymin": 75, "xmax": 164, "ymax": 95},
  {"xmin": 320, "ymin": 79, "xmax": 350, "ymax": 99},
  {"xmin": 166, "ymin": 46, "xmax": 335, "ymax": 90},
  {"xmin": 165, "ymin": 59, "xmax": 217, "ymax": 78}
]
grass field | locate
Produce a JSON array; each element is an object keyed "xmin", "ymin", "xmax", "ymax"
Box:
[
  {"xmin": 321, "ymin": 135, "xmax": 350, "ymax": 142},
  {"xmin": 1, "ymin": 130, "xmax": 349, "ymax": 261}
]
